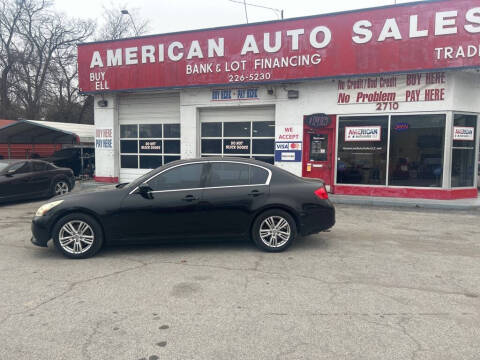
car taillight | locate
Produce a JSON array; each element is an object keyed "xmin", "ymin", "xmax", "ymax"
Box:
[{"xmin": 314, "ymin": 186, "xmax": 329, "ymax": 200}]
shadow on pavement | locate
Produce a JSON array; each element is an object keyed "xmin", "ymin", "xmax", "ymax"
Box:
[{"xmin": 27, "ymin": 233, "xmax": 332, "ymax": 260}]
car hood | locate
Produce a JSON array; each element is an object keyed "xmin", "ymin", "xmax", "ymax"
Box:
[{"xmin": 54, "ymin": 188, "xmax": 127, "ymax": 209}]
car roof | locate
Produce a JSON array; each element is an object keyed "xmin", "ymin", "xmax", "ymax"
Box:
[{"xmin": 165, "ymin": 157, "xmax": 275, "ymax": 169}]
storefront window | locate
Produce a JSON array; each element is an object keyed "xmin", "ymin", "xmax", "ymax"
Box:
[
  {"xmin": 201, "ymin": 120, "xmax": 275, "ymax": 164},
  {"xmin": 253, "ymin": 121, "xmax": 275, "ymax": 137},
  {"xmin": 139, "ymin": 124, "xmax": 162, "ymax": 138},
  {"xmin": 224, "ymin": 122, "xmax": 250, "ymax": 137},
  {"xmin": 120, "ymin": 123, "xmax": 181, "ymax": 169},
  {"xmin": 452, "ymin": 114, "xmax": 477, "ymax": 187},
  {"xmin": 389, "ymin": 115, "xmax": 445, "ymax": 187},
  {"xmin": 164, "ymin": 124, "xmax": 180, "ymax": 138},
  {"xmin": 337, "ymin": 116, "xmax": 388, "ymax": 185},
  {"xmin": 201, "ymin": 122, "xmax": 221, "ymax": 137},
  {"xmin": 120, "ymin": 125, "xmax": 137, "ymax": 138}
]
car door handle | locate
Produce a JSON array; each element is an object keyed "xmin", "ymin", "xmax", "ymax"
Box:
[
  {"xmin": 182, "ymin": 194, "xmax": 198, "ymax": 202},
  {"xmin": 248, "ymin": 190, "xmax": 264, "ymax": 196}
]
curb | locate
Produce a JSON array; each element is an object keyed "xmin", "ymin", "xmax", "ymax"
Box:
[{"xmin": 329, "ymin": 195, "xmax": 480, "ymax": 211}]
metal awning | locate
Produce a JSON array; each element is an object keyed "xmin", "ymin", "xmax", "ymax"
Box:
[{"xmin": 0, "ymin": 120, "xmax": 94, "ymax": 144}]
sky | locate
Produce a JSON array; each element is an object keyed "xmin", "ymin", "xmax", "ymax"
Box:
[{"xmin": 54, "ymin": 0, "xmax": 428, "ymax": 36}]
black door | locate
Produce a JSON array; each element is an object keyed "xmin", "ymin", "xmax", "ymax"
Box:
[
  {"xmin": 30, "ymin": 161, "xmax": 52, "ymax": 196},
  {"xmin": 200, "ymin": 162, "xmax": 270, "ymax": 237},
  {"xmin": 116, "ymin": 163, "xmax": 208, "ymax": 241},
  {"xmin": 0, "ymin": 162, "xmax": 34, "ymax": 201}
]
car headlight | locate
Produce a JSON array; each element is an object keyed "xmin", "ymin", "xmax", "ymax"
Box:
[{"xmin": 35, "ymin": 200, "xmax": 64, "ymax": 217}]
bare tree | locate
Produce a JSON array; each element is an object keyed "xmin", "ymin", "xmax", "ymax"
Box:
[
  {"xmin": 0, "ymin": 0, "xmax": 48, "ymax": 119},
  {"xmin": 13, "ymin": 6, "xmax": 94, "ymax": 119},
  {"xmin": 0, "ymin": 0, "xmax": 150, "ymax": 124},
  {"xmin": 44, "ymin": 46, "xmax": 81, "ymax": 122}
]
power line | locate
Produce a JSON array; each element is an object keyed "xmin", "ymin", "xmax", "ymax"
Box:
[{"xmin": 228, "ymin": 0, "xmax": 284, "ymax": 20}]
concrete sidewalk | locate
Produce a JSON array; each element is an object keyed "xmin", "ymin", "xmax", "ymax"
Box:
[{"xmin": 329, "ymin": 193, "xmax": 480, "ymax": 211}]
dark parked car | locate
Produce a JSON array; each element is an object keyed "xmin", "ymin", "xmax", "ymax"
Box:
[
  {"xmin": 0, "ymin": 159, "xmax": 75, "ymax": 203},
  {"xmin": 31, "ymin": 158, "xmax": 335, "ymax": 259},
  {"xmin": 44, "ymin": 148, "xmax": 94, "ymax": 176}
]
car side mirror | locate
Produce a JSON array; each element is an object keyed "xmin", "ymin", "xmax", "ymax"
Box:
[
  {"xmin": 137, "ymin": 183, "xmax": 154, "ymax": 199},
  {"xmin": 5, "ymin": 169, "xmax": 16, "ymax": 177}
]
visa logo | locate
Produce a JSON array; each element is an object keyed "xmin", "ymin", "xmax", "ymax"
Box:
[{"xmin": 275, "ymin": 143, "xmax": 289, "ymax": 150}]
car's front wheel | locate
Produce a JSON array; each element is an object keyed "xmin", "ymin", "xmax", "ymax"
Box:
[
  {"xmin": 252, "ymin": 209, "xmax": 297, "ymax": 252},
  {"xmin": 52, "ymin": 213, "xmax": 103, "ymax": 259}
]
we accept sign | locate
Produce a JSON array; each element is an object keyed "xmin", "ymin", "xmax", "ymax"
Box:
[
  {"xmin": 78, "ymin": 0, "xmax": 480, "ymax": 93},
  {"xmin": 275, "ymin": 125, "xmax": 302, "ymax": 162}
]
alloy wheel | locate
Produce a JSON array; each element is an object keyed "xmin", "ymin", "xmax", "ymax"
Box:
[
  {"xmin": 259, "ymin": 216, "xmax": 291, "ymax": 248},
  {"xmin": 55, "ymin": 181, "xmax": 69, "ymax": 195},
  {"xmin": 59, "ymin": 220, "xmax": 94, "ymax": 255}
]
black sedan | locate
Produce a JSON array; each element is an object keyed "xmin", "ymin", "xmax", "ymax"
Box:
[
  {"xmin": 0, "ymin": 159, "xmax": 75, "ymax": 203},
  {"xmin": 31, "ymin": 158, "xmax": 335, "ymax": 258}
]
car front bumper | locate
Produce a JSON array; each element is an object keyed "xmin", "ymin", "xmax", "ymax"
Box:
[{"xmin": 31, "ymin": 216, "xmax": 52, "ymax": 247}]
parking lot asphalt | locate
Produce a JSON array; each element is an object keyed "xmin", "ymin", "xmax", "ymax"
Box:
[{"xmin": 0, "ymin": 191, "xmax": 479, "ymax": 360}]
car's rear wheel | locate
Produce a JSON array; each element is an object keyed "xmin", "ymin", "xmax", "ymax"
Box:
[
  {"xmin": 252, "ymin": 209, "xmax": 297, "ymax": 252},
  {"xmin": 52, "ymin": 213, "xmax": 103, "ymax": 259},
  {"xmin": 53, "ymin": 180, "xmax": 70, "ymax": 196}
]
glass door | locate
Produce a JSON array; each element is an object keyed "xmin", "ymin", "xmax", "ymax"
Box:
[{"xmin": 451, "ymin": 114, "xmax": 478, "ymax": 188}]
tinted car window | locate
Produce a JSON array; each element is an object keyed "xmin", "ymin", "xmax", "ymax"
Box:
[
  {"xmin": 250, "ymin": 166, "xmax": 269, "ymax": 184},
  {"xmin": 32, "ymin": 162, "xmax": 47, "ymax": 172},
  {"xmin": 208, "ymin": 163, "xmax": 250, "ymax": 187},
  {"xmin": 7, "ymin": 162, "xmax": 30, "ymax": 174},
  {"xmin": 148, "ymin": 163, "xmax": 204, "ymax": 191}
]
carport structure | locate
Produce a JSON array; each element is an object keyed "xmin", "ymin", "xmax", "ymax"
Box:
[
  {"xmin": 0, "ymin": 120, "xmax": 95, "ymax": 173},
  {"xmin": 0, "ymin": 120, "xmax": 94, "ymax": 147}
]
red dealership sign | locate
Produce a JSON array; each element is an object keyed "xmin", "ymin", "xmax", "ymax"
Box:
[{"xmin": 78, "ymin": 0, "xmax": 480, "ymax": 93}]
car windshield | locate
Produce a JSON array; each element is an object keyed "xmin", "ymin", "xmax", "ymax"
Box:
[{"xmin": 0, "ymin": 162, "xmax": 9, "ymax": 172}]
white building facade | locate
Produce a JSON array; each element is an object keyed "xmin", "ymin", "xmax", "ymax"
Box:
[{"xmin": 80, "ymin": 0, "xmax": 480, "ymax": 199}]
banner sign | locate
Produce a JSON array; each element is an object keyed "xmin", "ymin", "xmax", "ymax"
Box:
[
  {"xmin": 345, "ymin": 126, "xmax": 381, "ymax": 142},
  {"xmin": 78, "ymin": 0, "xmax": 480, "ymax": 93},
  {"xmin": 337, "ymin": 72, "xmax": 447, "ymax": 111},
  {"xmin": 453, "ymin": 126, "xmax": 475, "ymax": 140},
  {"xmin": 275, "ymin": 142, "xmax": 302, "ymax": 162},
  {"xmin": 211, "ymin": 87, "xmax": 258, "ymax": 101}
]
